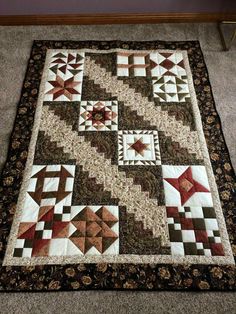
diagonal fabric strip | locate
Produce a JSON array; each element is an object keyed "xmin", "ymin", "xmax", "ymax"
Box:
[
  {"xmin": 84, "ymin": 57, "xmax": 202, "ymax": 159},
  {"xmin": 40, "ymin": 105, "xmax": 169, "ymax": 245}
]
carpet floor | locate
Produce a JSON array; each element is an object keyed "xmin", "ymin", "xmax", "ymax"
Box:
[{"xmin": 0, "ymin": 23, "xmax": 235, "ymax": 313}]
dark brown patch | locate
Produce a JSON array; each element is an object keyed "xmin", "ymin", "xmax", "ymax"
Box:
[
  {"xmin": 43, "ymin": 102, "xmax": 79, "ymax": 131},
  {"xmin": 158, "ymin": 131, "xmax": 204, "ymax": 165},
  {"xmin": 81, "ymin": 76, "xmax": 116, "ymax": 101},
  {"xmin": 72, "ymin": 165, "xmax": 119, "ymax": 206},
  {"xmin": 119, "ymin": 166, "xmax": 165, "ymax": 203},
  {"xmin": 34, "ymin": 131, "xmax": 75, "ymax": 165},
  {"xmin": 80, "ymin": 131, "xmax": 118, "ymax": 165},
  {"xmin": 119, "ymin": 206, "xmax": 170, "ymax": 255}
]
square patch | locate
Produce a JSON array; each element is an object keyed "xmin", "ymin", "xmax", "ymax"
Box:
[
  {"xmin": 166, "ymin": 206, "xmax": 224, "ymax": 256},
  {"xmin": 150, "ymin": 51, "xmax": 186, "ymax": 76},
  {"xmin": 152, "ymin": 76, "xmax": 190, "ymax": 102},
  {"xmin": 78, "ymin": 101, "xmax": 118, "ymax": 131},
  {"xmin": 118, "ymin": 130, "xmax": 161, "ymax": 165},
  {"xmin": 117, "ymin": 52, "xmax": 150, "ymax": 77},
  {"xmin": 162, "ymin": 165, "xmax": 213, "ymax": 207}
]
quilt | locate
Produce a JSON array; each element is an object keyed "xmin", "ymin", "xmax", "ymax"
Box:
[{"xmin": 0, "ymin": 40, "xmax": 235, "ymax": 291}]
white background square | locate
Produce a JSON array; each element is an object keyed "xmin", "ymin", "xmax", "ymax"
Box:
[
  {"xmin": 171, "ymin": 242, "xmax": 185, "ymax": 256},
  {"xmin": 181, "ymin": 230, "xmax": 196, "ymax": 242},
  {"xmin": 43, "ymin": 177, "xmax": 60, "ymax": 192}
]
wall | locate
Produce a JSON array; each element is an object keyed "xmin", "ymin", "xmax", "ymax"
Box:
[{"xmin": 0, "ymin": 0, "xmax": 236, "ymax": 15}]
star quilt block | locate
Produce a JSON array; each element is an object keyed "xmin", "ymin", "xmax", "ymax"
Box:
[
  {"xmin": 162, "ymin": 165, "xmax": 213, "ymax": 207},
  {"xmin": 78, "ymin": 101, "xmax": 118, "ymax": 131},
  {"xmin": 118, "ymin": 130, "xmax": 161, "ymax": 165}
]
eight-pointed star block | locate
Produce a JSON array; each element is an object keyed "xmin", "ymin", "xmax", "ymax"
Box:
[
  {"xmin": 118, "ymin": 130, "xmax": 161, "ymax": 165},
  {"xmin": 78, "ymin": 101, "xmax": 118, "ymax": 131},
  {"xmin": 162, "ymin": 165, "xmax": 213, "ymax": 207}
]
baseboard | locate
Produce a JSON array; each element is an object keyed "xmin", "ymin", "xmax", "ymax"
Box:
[{"xmin": 0, "ymin": 13, "xmax": 236, "ymax": 25}]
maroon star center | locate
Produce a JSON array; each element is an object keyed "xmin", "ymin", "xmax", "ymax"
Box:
[
  {"xmin": 87, "ymin": 107, "xmax": 106, "ymax": 125},
  {"xmin": 87, "ymin": 106, "xmax": 116, "ymax": 126},
  {"xmin": 128, "ymin": 137, "xmax": 150, "ymax": 157},
  {"xmin": 164, "ymin": 167, "xmax": 209, "ymax": 205}
]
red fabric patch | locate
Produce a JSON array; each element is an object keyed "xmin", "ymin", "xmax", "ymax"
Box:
[
  {"xmin": 32, "ymin": 239, "xmax": 50, "ymax": 256},
  {"xmin": 166, "ymin": 207, "xmax": 179, "ymax": 218},
  {"xmin": 160, "ymin": 58, "xmax": 175, "ymax": 70},
  {"xmin": 18, "ymin": 223, "xmax": 36, "ymax": 239},
  {"xmin": 179, "ymin": 218, "xmax": 194, "ymax": 230},
  {"xmin": 195, "ymin": 230, "xmax": 208, "ymax": 243},
  {"xmin": 52, "ymin": 222, "xmax": 69, "ymax": 238},
  {"xmin": 210, "ymin": 243, "xmax": 225, "ymax": 256}
]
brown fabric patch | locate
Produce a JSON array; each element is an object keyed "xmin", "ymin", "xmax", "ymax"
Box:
[
  {"xmin": 184, "ymin": 243, "xmax": 198, "ymax": 255},
  {"xmin": 72, "ymin": 165, "xmax": 119, "ymax": 206},
  {"xmin": 34, "ymin": 131, "xmax": 75, "ymax": 165},
  {"xmin": 158, "ymin": 131, "xmax": 204, "ymax": 165},
  {"xmin": 119, "ymin": 206, "xmax": 170, "ymax": 255},
  {"xmin": 119, "ymin": 166, "xmax": 165, "ymax": 203},
  {"xmin": 119, "ymin": 77, "xmax": 153, "ymax": 100},
  {"xmin": 81, "ymin": 76, "xmax": 116, "ymax": 101},
  {"xmin": 87, "ymin": 52, "xmax": 117, "ymax": 75},
  {"xmin": 81, "ymin": 132, "xmax": 118, "ymax": 165},
  {"xmin": 155, "ymin": 101, "xmax": 196, "ymax": 131},
  {"xmin": 203, "ymin": 207, "xmax": 217, "ymax": 218},
  {"xmin": 43, "ymin": 102, "xmax": 79, "ymax": 131}
]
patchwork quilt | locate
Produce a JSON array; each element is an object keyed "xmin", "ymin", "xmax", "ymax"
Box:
[{"xmin": 0, "ymin": 41, "xmax": 235, "ymax": 291}]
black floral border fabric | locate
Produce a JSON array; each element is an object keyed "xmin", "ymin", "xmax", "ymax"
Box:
[{"xmin": 0, "ymin": 40, "xmax": 235, "ymax": 291}]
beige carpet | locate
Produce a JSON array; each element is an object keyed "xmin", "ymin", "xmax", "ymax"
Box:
[{"xmin": 0, "ymin": 23, "xmax": 235, "ymax": 314}]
